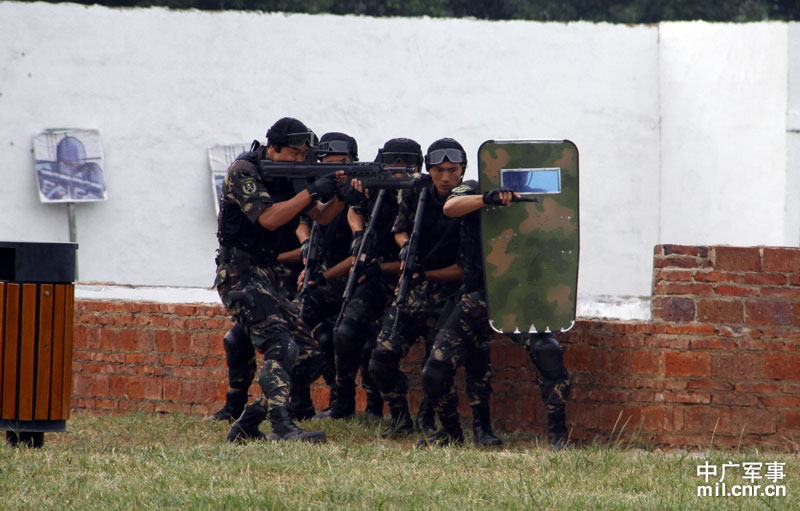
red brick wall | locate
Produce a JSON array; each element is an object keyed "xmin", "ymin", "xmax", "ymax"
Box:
[{"xmin": 71, "ymin": 244, "xmax": 800, "ymax": 448}]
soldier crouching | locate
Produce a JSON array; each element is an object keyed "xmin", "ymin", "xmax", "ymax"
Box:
[{"xmin": 215, "ymin": 117, "xmax": 345, "ymax": 444}]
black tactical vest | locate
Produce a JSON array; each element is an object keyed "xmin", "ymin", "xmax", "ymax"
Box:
[{"xmin": 216, "ymin": 148, "xmax": 298, "ymax": 261}]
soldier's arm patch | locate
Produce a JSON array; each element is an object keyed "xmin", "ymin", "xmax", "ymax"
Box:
[
  {"xmin": 447, "ymin": 181, "xmax": 479, "ymax": 202},
  {"xmin": 241, "ymin": 178, "xmax": 257, "ymax": 195},
  {"xmin": 227, "ymin": 166, "xmax": 274, "ymax": 223}
]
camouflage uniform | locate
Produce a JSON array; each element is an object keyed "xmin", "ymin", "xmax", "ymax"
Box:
[
  {"xmin": 213, "ymin": 224, "xmax": 302, "ymax": 422},
  {"xmin": 214, "ymin": 146, "xmax": 325, "ymax": 421},
  {"xmin": 368, "ymin": 175, "xmax": 461, "ymax": 436},
  {"xmin": 430, "ymin": 180, "xmax": 571, "ymax": 448},
  {"xmin": 296, "ymin": 211, "xmax": 351, "ymax": 412},
  {"xmin": 507, "ymin": 331, "xmax": 571, "ymax": 446},
  {"xmin": 420, "ymin": 181, "xmax": 497, "ymax": 445},
  {"xmin": 329, "ymin": 189, "xmax": 401, "ymax": 417}
]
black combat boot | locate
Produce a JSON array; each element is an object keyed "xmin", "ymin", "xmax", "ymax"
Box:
[
  {"xmin": 227, "ymin": 402, "xmax": 268, "ymax": 443},
  {"xmin": 364, "ymin": 389, "xmax": 384, "ymax": 418},
  {"xmin": 268, "ymin": 406, "xmax": 327, "ymax": 443},
  {"xmin": 210, "ymin": 390, "xmax": 248, "ymax": 422},
  {"xmin": 313, "ymin": 382, "xmax": 355, "ymax": 420},
  {"xmin": 414, "ymin": 395, "xmax": 437, "ymax": 437},
  {"xmin": 416, "ymin": 413, "xmax": 464, "ymax": 448},
  {"xmin": 381, "ymin": 402, "xmax": 414, "ymax": 438},
  {"xmin": 547, "ymin": 404, "xmax": 568, "ymax": 450},
  {"xmin": 472, "ymin": 405, "xmax": 503, "ymax": 447},
  {"xmin": 289, "ymin": 386, "xmax": 316, "ymax": 421}
]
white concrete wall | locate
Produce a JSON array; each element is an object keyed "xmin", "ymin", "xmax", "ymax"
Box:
[
  {"xmin": 0, "ymin": 3, "xmax": 794, "ymax": 303},
  {"xmin": 788, "ymin": 23, "xmax": 800, "ymax": 244},
  {"xmin": 659, "ymin": 22, "xmax": 790, "ymax": 247}
]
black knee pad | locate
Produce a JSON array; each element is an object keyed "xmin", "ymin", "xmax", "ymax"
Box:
[
  {"xmin": 334, "ymin": 318, "xmax": 366, "ymax": 355},
  {"xmin": 422, "ymin": 358, "xmax": 455, "ymax": 400},
  {"xmin": 368, "ymin": 349, "xmax": 399, "ymax": 393},
  {"xmin": 529, "ymin": 333, "xmax": 567, "ymax": 382},
  {"xmin": 223, "ymin": 324, "xmax": 254, "ymax": 367},
  {"xmin": 317, "ymin": 326, "xmax": 334, "ymax": 355}
]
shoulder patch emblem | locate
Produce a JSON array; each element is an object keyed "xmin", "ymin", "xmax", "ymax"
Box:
[
  {"xmin": 451, "ymin": 184, "xmax": 471, "ymax": 194},
  {"xmin": 242, "ymin": 179, "xmax": 257, "ymax": 194}
]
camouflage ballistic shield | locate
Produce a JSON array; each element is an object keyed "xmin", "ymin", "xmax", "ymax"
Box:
[{"xmin": 478, "ymin": 140, "xmax": 579, "ymax": 334}]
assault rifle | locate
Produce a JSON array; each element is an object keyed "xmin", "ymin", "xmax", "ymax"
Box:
[
  {"xmin": 333, "ymin": 188, "xmax": 388, "ymax": 332},
  {"xmin": 258, "ymin": 161, "xmax": 418, "ymax": 191},
  {"xmin": 298, "ymin": 221, "xmax": 322, "ymax": 318},
  {"xmin": 390, "ymin": 186, "xmax": 429, "ymax": 338}
]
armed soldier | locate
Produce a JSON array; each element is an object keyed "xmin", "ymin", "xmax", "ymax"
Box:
[
  {"xmin": 318, "ymin": 138, "xmax": 423, "ymax": 421},
  {"xmin": 293, "ymin": 132, "xmax": 361, "ymax": 419},
  {"xmin": 399, "ymin": 141, "xmax": 504, "ymax": 448},
  {"xmin": 217, "ymin": 116, "xmax": 345, "ymax": 443},
  {"xmin": 209, "ymin": 236, "xmax": 305, "ymax": 423},
  {"xmin": 439, "ymin": 181, "xmax": 571, "ymax": 449},
  {"xmin": 368, "ymin": 138, "xmax": 467, "ymax": 439}
]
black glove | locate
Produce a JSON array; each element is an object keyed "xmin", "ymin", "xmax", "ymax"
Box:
[
  {"xmin": 300, "ymin": 239, "xmax": 310, "ymax": 261},
  {"xmin": 350, "ymin": 230, "xmax": 365, "ymax": 257},
  {"xmin": 307, "ymin": 175, "xmax": 338, "ymax": 202},
  {"xmin": 337, "ymin": 181, "xmax": 367, "ymax": 205},
  {"xmin": 308, "ymin": 270, "xmax": 326, "ymax": 288},
  {"xmin": 482, "ymin": 187, "xmax": 514, "ymax": 205}
]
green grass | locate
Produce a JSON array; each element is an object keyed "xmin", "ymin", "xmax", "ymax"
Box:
[{"xmin": 0, "ymin": 411, "xmax": 797, "ymax": 510}]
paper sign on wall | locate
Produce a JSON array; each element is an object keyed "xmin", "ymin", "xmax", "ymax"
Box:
[
  {"xmin": 33, "ymin": 129, "xmax": 107, "ymax": 203},
  {"xmin": 208, "ymin": 143, "xmax": 250, "ymax": 214}
]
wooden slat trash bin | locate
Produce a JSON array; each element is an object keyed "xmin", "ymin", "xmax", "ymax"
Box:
[{"xmin": 0, "ymin": 241, "xmax": 77, "ymax": 447}]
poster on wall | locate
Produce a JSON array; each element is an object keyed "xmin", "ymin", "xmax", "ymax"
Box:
[
  {"xmin": 208, "ymin": 143, "xmax": 250, "ymax": 214},
  {"xmin": 33, "ymin": 128, "xmax": 107, "ymax": 202}
]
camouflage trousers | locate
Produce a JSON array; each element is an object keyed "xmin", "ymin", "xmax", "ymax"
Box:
[
  {"xmin": 510, "ymin": 332, "xmax": 571, "ymax": 416},
  {"xmin": 333, "ymin": 274, "xmax": 396, "ymax": 399},
  {"xmin": 299, "ymin": 279, "xmax": 346, "ymax": 389},
  {"xmin": 426, "ymin": 291, "xmax": 494, "ymax": 423},
  {"xmin": 216, "ymin": 262, "xmax": 301, "ymax": 402},
  {"xmin": 370, "ymin": 280, "xmax": 459, "ymax": 409},
  {"xmin": 215, "ymin": 255, "xmax": 324, "ymax": 411}
]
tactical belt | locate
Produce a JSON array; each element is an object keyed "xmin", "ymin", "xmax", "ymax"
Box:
[{"xmin": 218, "ymin": 245, "xmax": 276, "ymax": 269}]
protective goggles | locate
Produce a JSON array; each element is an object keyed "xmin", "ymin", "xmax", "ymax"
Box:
[
  {"xmin": 381, "ymin": 152, "xmax": 420, "ymax": 166},
  {"xmin": 316, "ymin": 140, "xmax": 352, "ymax": 155},
  {"xmin": 284, "ymin": 131, "xmax": 318, "ymax": 149},
  {"xmin": 426, "ymin": 148, "xmax": 465, "ymax": 166}
]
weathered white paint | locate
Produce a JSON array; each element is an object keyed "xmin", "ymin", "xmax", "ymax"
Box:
[{"xmin": 0, "ymin": 3, "xmax": 795, "ymax": 309}]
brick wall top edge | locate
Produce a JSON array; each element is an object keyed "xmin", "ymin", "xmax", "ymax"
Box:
[
  {"xmin": 656, "ymin": 244, "xmax": 800, "ymax": 252},
  {"xmin": 76, "ymin": 299, "xmax": 226, "ymax": 314},
  {"xmin": 659, "ymin": 244, "xmax": 709, "ymax": 257}
]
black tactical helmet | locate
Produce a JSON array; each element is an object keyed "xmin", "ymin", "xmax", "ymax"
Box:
[
  {"xmin": 425, "ymin": 138, "xmax": 467, "ymax": 171},
  {"xmin": 378, "ymin": 137, "xmax": 423, "ymax": 167},
  {"xmin": 266, "ymin": 117, "xmax": 318, "ymax": 150},
  {"xmin": 317, "ymin": 132, "xmax": 359, "ymax": 162}
]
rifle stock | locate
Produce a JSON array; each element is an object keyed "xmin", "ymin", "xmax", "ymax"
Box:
[
  {"xmin": 390, "ymin": 187, "xmax": 429, "ymax": 338},
  {"xmin": 333, "ymin": 189, "xmax": 387, "ymax": 332},
  {"xmin": 298, "ymin": 221, "xmax": 322, "ymax": 318}
]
